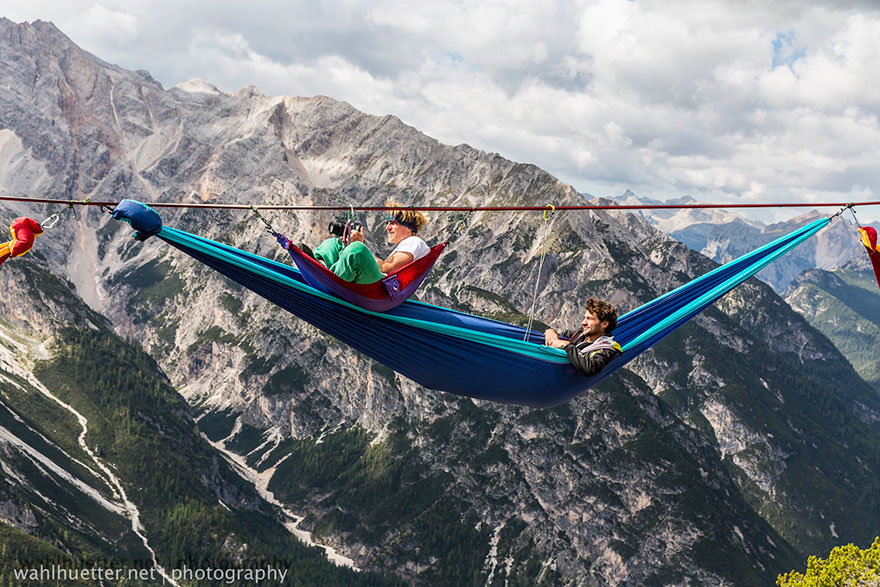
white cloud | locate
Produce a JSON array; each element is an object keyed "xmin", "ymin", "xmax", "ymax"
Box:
[
  {"xmin": 2, "ymin": 0, "xmax": 880, "ymax": 221},
  {"xmin": 66, "ymin": 4, "xmax": 137, "ymax": 48}
]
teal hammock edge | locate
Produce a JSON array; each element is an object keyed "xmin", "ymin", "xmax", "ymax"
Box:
[
  {"xmin": 621, "ymin": 218, "xmax": 827, "ymax": 319},
  {"xmin": 160, "ymin": 215, "xmax": 828, "ymax": 363},
  {"xmin": 159, "ymin": 226, "xmax": 572, "ymax": 364},
  {"xmin": 620, "ymin": 216, "xmax": 830, "ymax": 353}
]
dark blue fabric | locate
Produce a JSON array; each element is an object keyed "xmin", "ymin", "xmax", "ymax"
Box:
[
  {"xmin": 159, "ymin": 231, "xmax": 595, "ymax": 407},
  {"xmin": 152, "ymin": 216, "xmax": 828, "ymax": 407},
  {"xmin": 111, "ymin": 200, "xmax": 162, "ymax": 239}
]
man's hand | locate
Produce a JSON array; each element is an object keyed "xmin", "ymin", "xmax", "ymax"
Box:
[
  {"xmin": 348, "ymin": 228, "xmax": 365, "ymax": 243},
  {"xmin": 544, "ymin": 329, "xmax": 569, "ymax": 349}
]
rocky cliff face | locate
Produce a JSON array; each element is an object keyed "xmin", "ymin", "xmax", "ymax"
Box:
[
  {"xmin": 783, "ymin": 254, "xmax": 880, "ymax": 391},
  {"xmin": 0, "ymin": 255, "xmax": 386, "ymax": 584},
  {"xmin": 1, "ymin": 18, "xmax": 879, "ymax": 585}
]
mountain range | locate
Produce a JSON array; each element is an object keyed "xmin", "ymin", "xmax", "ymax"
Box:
[
  {"xmin": 611, "ymin": 191, "xmax": 873, "ymax": 292},
  {"xmin": 0, "ymin": 18, "xmax": 879, "ymax": 586}
]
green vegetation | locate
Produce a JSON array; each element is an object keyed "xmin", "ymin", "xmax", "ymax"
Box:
[
  {"xmin": 0, "ymin": 521, "xmax": 102, "ymax": 586},
  {"xmin": 409, "ymin": 497, "xmax": 490, "ymax": 586},
  {"xmin": 0, "ymin": 381, "xmax": 144, "ymax": 563},
  {"xmin": 186, "ymin": 325, "xmax": 237, "ymax": 355},
  {"xmin": 370, "ymin": 362, "xmax": 398, "ymax": 386},
  {"xmin": 262, "ymin": 363, "xmax": 310, "ymax": 396},
  {"xmin": 152, "ymin": 320, "xmax": 179, "ymax": 350},
  {"xmin": 109, "ymin": 259, "xmax": 186, "ymax": 322},
  {"xmin": 651, "ymin": 298, "xmax": 880, "ymax": 559},
  {"xmin": 16, "ymin": 260, "xmax": 79, "ymax": 308},
  {"xmin": 484, "ymin": 519, "xmax": 561, "ymax": 587},
  {"xmin": 267, "ymin": 421, "xmax": 491, "ymax": 585},
  {"xmin": 217, "ymin": 292, "xmax": 243, "ymax": 314},
  {"xmin": 785, "ymin": 268, "xmax": 880, "ymax": 390},
  {"xmin": 235, "ymin": 309, "xmax": 253, "ymax": 329},
  {"xmin": 15, "ymin": 260, "xmax": 108, "ymax": 329},
  {"xmin": 226, "ymin": 422, "xmax": 268, "ymax": 455},
  {"xmin": 238, "ymin": 353, "xmax": 276, "ymax": 381},
  {"xmin": 777, "ymin": 537, "xmax": 880, "ymax": 586},
  {"xmin": 32, "ymin": 327, "xmax": 401, "ymax": 585},
  {"xmin": 0, "ymin": 370, "xmax": 90, "ymax": 467},
  {"xmin": 757, "ymin": 355, "xmax": 880, "ymax": 554},
  {"xmin": 587, "ymin": 372, "xmax": 799, "ymax": 584},
  {"xmin": 196, "ymin": 407, "xmax": 239, "ymax": 442},
  {"xmin": 268, "ymin": 427, "xmax": 375, "ymax": 504}
]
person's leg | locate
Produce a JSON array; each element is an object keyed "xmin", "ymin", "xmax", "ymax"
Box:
[
  {"xmin": 313, "ymin": 238, "xmax": 344, "ymax": 267},
  {"xmin": 329, "ymin": 241, "xmax": 384, "ymax": 283}
]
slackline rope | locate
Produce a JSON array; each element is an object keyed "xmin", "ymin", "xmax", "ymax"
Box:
[{"xmin": 1, "ymin": 195, "xmax": 880, "ymax": 213}]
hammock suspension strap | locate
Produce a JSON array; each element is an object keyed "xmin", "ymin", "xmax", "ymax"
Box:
[
  {"xmin": 341, "ymin": 205, "xmax": 357, "ymax": 245},
  {"xmin": 524, "ymin": 205, "xmax": 555, "ymax": 341},
  {"xmin": 250, "ymin": 205, "xmax": 278, "ymax": 236},
  {"xmin": 848, "ymin": 203, "xmax": 861, "ymax": 226}
]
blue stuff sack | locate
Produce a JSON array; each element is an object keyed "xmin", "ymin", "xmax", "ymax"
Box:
[{"xmin": 111, "ymin": 199, "xmax": 162, "ymax": 241}]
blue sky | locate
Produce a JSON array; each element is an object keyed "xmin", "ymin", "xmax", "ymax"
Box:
[
  {"xmin": 772, "ymin": 31, "xmax": 806, "ymax": 69},
  {"xmin": 2, "ymin": 0, "xmax": 880, "ymax": 222}
]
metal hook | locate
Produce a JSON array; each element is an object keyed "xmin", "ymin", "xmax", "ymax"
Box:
[
  {"xmin": 455, "ymin": 208, "xmax": 475, "ymax": 233},
  {"xmin": 39, "ymin": 201, "xmax": 77, "ymax": 229},
  {"xmin": 40, "ymin": 213, "xmax": 61, "ymax": 229},
  {"xmin": 250, "ymin": 205, "xmax": 276, "ymax": 234}
]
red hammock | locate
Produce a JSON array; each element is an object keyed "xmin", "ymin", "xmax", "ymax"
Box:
[{"xmin": 280, "ymin": 241, "xmax": 447, "ymax": 312}]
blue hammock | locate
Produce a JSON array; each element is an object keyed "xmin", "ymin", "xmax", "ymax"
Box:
[{"xmin": 113, "ymin": 203, "xmax": 828, "ymax": 407}]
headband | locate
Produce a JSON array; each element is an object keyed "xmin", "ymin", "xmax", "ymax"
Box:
[{"xmin": 385, "ymin": 211, "xmax": 419, "ymax": 234}]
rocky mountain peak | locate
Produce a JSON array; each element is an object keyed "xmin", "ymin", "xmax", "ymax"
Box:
[{"xmin": 174, "ymin": 77, "xmax": 224, "ymax": 95}]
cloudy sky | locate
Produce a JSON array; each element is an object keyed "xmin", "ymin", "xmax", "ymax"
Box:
[{"xmin": 3, "ymin": 0, "xmax": 880, "ymax": 221}]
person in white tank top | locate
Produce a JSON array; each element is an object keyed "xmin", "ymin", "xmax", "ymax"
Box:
[
  {"xmin": 379, "ymin": 221, "xmax": 430, "ymax": 271},
  {"xmin": 307, "ymin": 200, "xmax": 430, "ymax": 283}
]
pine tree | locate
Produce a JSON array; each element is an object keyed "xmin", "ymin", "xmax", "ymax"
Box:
[{"xmin": 777, "ymin": 537, "xmax": 880, "ymax": 586}]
